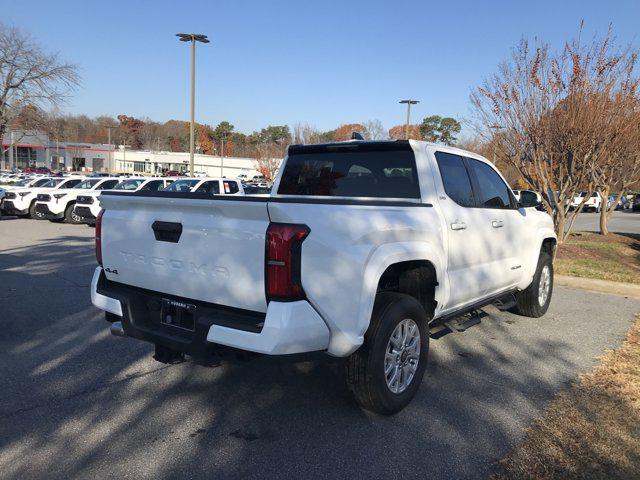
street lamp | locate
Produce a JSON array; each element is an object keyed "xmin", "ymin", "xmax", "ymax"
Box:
[
  {"xmin": 100, "ymin": 124, "xmax": 118, "ymax": 173},
  {"xmin": 399, "ymin": 99, "xmax": 419, "ymax": 140},
  {"xmin": 176, "ymin": 33, "xmax": 210, "ymax": 177}
]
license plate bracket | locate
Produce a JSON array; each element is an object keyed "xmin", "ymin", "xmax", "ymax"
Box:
[{"xmin": 160, "ymin": 299, "xmax": 196, "ymax": 331}]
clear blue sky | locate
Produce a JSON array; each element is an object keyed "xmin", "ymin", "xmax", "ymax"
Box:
[{"xmin": 3, "ymin": 0, "xmax": 639, "ymax": 136}]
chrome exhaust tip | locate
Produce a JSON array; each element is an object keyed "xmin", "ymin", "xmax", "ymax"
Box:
[{"xmin": 110, "ymin": 321, "xmax": 126, "ymax": 337}]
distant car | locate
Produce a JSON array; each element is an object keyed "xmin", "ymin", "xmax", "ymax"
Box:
[
  {"xmin": 74, "ymin": 177, "xmax": 174, "ymax": 225},
  {"xmin": 571, "ymin": 191, "xmax": 603, "ymax": 213},
  {"xmin": 35, "ymin": 177, "xmax": 121, "ymax": 223},
  {"xmin": 633, "ymin": 195, "xmax": 640, "ymax": 212},
  {"xmin": 608, "ymin": 194, "xmax": 629, "ymax": 211},
  {"xmin": 164, "ymin": 170, "xmax": 182, "ymax": 177},
  {"xmin": 162, "ymin": 177, "xmax": 244, "ymax": 195}
]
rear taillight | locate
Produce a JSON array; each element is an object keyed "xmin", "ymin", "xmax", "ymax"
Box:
[
  {"xmin": 265, "ymin": 223, "xmax": 310, "ymax": 302},
  {"xmin": 95, "ymin": 209, "xmax": 104, "ymax": 266}
]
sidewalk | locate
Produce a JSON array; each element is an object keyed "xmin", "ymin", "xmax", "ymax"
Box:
[{"xmin": 555, "ymin": 274, "xmax": 640, "ymax": 299}]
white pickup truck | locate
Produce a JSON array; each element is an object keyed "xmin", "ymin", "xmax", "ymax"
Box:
[{"xmin": 91, "ymin": 140, "xmax": 556, "ymax": 414}]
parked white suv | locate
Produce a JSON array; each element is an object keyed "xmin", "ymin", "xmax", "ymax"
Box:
[
  {"xmin": 74, "ymin": 177, "xmax": 174, "ymax": 225},
  {"xmin": 35, "ymin": 177, "xmax": 120, "ymax": 223},
  {"xmin": 1, "ymin": 177, "xmax": 84, "ymax": 218},
  {"xmin": 92, "ymin": 140, "xmax": 556, "ymax": 414}
]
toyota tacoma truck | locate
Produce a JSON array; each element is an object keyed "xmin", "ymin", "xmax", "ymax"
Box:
[{"xmin": 91, "ymin": 140, "xmax": 556, "ymax": 414}]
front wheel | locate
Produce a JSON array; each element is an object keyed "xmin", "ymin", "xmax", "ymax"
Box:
[
  {"xmin": 346, "ymin": 292, "xmax": 430, "ymax": 415},
  {"xmin": 510, "ymin": 252, "xmax": 553, "ymax": 318},
  {"xmin": 64, "ymin": 204, "xmax": 81, "ymax": 224}
]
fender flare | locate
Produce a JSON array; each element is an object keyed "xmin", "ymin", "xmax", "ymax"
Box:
[{"xmin": 353, "ymin": 241, "xmax": 446, "ymax": 344}]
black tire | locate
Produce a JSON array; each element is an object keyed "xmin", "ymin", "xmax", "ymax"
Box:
[
  {"xmin": 346, "ymin": 292, "xmax": 430, "ymax": 415},
  {"xmin": 64, "ymin": 203, "xmax": 80, "ymax": 224},
  {"xmin": 510, "ymin": 252, "xmax": 553, "ymax": 318},
  {"xmin": 29, "ymin": 201, "xmax": 44, "ymax": 219}
]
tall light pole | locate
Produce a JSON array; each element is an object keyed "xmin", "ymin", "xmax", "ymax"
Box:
[
  {"xmin": 399, "ymin": 99, "xmax": 419, "ymax": 140},
  {"xmin": 101, "ymin": 124, "xmax": 117, "ymax": 173},
  {"xmin": 176, "ymin": 33, "xmax": 210, "ymax": 177}
]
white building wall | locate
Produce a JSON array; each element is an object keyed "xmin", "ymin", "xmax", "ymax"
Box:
[{"xmin": 112, "ymin": 149, "xmax": 281, "ymax": 178}]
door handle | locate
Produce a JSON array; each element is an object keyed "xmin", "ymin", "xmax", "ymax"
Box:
[
  {"xmin": 491, "ymin": 220, "xmax": 504, "ymax": 228},
  {"xmin": 451, "ymin": 221, "xmax": 467, "ymax": 231}
]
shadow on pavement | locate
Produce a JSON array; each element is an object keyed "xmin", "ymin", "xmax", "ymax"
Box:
[{"xmin": 0, "ymin": 225, "xmax": 637, "ymax": 479}]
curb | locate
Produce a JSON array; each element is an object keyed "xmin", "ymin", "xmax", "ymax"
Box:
[{"xmin": 555, "ymin": 274, "xmax": 640, "ymax": 299}]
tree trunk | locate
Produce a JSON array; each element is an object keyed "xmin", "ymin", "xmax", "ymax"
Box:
[
  {"xmin": 599, "ymin": 187, "xmax": 610, "ymax": 236},
  {"xmin": 555, "ymin": 209, "xmax": 567, "ymax": 244}
]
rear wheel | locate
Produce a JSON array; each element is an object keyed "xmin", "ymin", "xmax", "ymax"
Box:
[
  {"xmin": 346, "ymin": 292, "xmax": 430, "ymax": 415},
  {"xmin": 510, "ymin": 252, "xmax": 553, "ymax": 318}
]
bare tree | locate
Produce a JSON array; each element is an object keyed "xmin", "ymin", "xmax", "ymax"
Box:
[
  {"xmin": 471, "ymin": 26, "xmax": 638, "ymax": 242},
  {"xmin": 0, "ymin": 24, "xmax": 79, "ymax": 164},
  {"xmin": 362, "ymin": 119, "xmax": 388, "ymax": 140},
  {"xmin": 293, "ymin": 123, "xmax": 323, "ymax": 144}
]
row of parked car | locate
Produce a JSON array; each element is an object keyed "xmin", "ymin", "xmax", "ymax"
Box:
[
  {"xmin": 0, "ymin": 174, "xmax": 270, "ymax": 225},
  {"xmin": 512, "ymin": 189, "xmax": 640, "ymax": 213}
]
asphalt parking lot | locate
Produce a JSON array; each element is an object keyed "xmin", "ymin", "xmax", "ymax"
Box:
[
  {"xmin": 570, "ymin": 208, "xmax": 640, "ymax": 234},
  {"xmin": 1, "ymin": 218, "xmax": 639, "ymax": 480}
]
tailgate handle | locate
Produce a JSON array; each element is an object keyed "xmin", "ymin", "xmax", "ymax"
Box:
[{"xmin": 152, "ymin": 221, "xmax": 183, "ymax": 243}]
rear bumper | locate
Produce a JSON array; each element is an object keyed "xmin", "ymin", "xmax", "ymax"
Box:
[
  {"xmin": 35, "ymin": 202, "xmax": 64, "ymax": 220},
  {"xmin": 90, "ymin": 267, "xmax": 330, "ymax": 357}
]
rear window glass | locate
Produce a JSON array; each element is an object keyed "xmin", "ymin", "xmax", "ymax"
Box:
[{"xmin": 278, "ymin": 146, "xmax": 420, "ymax": 198}]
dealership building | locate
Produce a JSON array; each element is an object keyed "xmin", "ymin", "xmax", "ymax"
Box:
[{"xmin": 2, "ymin": 130, "xmax": 276, "ymax": 178}]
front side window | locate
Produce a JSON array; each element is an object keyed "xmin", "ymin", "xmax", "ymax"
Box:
[
  {"xmin": 435, "ymin": 152, "xmax": 475, "ymax": 207},
  {"xmin": 467, "ymin": 158, "xmax": 513, "ymax": 209},
  {"xmin": 164, "ymin": 179, "xmax": 199, "ymax": 192},
  {"xmin": 195, "ymin": 181, "xmax": 220, "ymax": 194},
  {"xmin": 278, "ymin": 145, "xmax": 420, "ymax": 198}
]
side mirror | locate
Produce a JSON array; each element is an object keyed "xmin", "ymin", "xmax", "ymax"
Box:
[{"xmin": 518, "ymin": 196, "xmax": 541, "ymax": 208}]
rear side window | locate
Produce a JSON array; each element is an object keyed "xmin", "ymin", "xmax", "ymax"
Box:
[
  {"xmin": 141, "ymin": 180, "xmax": 164, "ymax": 191},
  {"xmin": 195, "ymin": 181, "xmax": 220, "ymax": 194},
  {"xmin": 435, "ymin": 152, "xmax": 475, "ymax": 207},
  {"xmin": 223, "ymin": 181, "xmax": 239, "ymax": 194},
  {"xmin": 278, "ymin": 146, "xmax": 420, "ymax": 198},
  {"xmin": 467, "ymin": 158, "xmax": 513, "ymax": 209},
  {"xmin": 164, "ymin": 179, "xmax": 198, "ymax": 192}
]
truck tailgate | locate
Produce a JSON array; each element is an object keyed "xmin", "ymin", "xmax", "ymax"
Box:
[{"xmin": 99, "ymin": 194, "xmax": 269, "ymax": 312}]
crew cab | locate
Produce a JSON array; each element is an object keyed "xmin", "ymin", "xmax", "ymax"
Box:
[
  {"xmin": 91, "ymin": 140, "xmax": 556, "ymax": 414},
  {"xmin": 35, "ymin": 177, "xmax": 120, "ymax": 223},
  {"xmin": 74, "ymin": 177, "xmax": 174, "ymax": 225},
  {"xmin": 162, "ymin": 177, "xmax": 244, "ymax": 195},
  {"xmin": 1, "ymin": 176, "xmax": 84, "ymax": 219}
]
